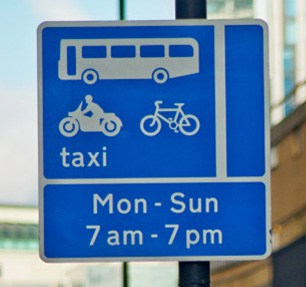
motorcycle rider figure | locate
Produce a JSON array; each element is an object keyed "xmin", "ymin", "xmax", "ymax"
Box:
[{"xmin": 82, "ymin": 94, "xmax": 104, "ymax": 123}]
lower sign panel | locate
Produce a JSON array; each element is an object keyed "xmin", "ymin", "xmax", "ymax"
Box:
[{"xmin": 40, "ymin": 182, "xmax": 269, "ymax": 261}]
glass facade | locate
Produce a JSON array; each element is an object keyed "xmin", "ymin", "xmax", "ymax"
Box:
[
  {"xmin": 0, "ymin": 223, "xmax": 38, "ymax": 251},
  {"xmin": 207, "ymin": 0, "xmax": 225, "ymax": 14},
  {"xmin": 234, "ymin": 0, "xmax": 253, "ymax": 10},
  {"xmin": 207, "ymin": 0, "xmax": 253, "ymax": 19},
  {"xmin": 285, "ymin": 0, "xmax": 296, "ymax": 17},
  {"xmin": 283, "ymin": 0, "xmax": 297, "ymax": 115}
]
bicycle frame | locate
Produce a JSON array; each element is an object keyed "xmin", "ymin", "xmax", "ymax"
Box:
[{"xmin": 153, "ymin": 103, "xmax": 185, "ymax": 125}]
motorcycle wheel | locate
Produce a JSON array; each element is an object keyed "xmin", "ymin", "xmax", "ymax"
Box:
[
  {"xmin": 101, "ymin": 118, "xmax": 121, "ymax": 137},
  {"xmin": 59, "ymin": 117, "xmax": 79, "ymax": 137}
]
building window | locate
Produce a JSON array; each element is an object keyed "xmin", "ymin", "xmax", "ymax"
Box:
[
  {"xmin": 234, "ymin": 0, "xmax": 253, "ymax": 10},
  {"xmin": 283, "ymin": 0, "xmax": 297, "ymax": 115},
  {"xmin": 285, "ymin": 21, "xmax": 297, "ymax": 45},
  {"xmin": 284, "ymin": 74, "xmax": 294, "ymax": 95},
  {"xmin": 283, "ymin": 46, "xmax": 295, "ymax": 99},
  {"xmin": 271, "ymin": 147, "xmax": 279, "ymax": 170},
  {"xmin": 207, "ymin": 0, "xmax": 225, "ymax": 13},
  {"xmin": 285, "ymin": 0, "xmax": 296, "ymax": 17}
]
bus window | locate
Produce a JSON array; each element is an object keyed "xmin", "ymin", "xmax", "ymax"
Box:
[
  {"xmin": 111, "ymin": 45, "xmax": 136, "ymax": 58},
  {"xmin": 82, "ymin": 46, "xmax": 106, "ymax": 58},
  {"xmin": 67, "ymin": 46, "xmax": 76, "ymax": 75},
  {"xmin": 169, "ymin": 45, "xmax": 194, "ymax": 57},
  {"xmin": 140, "ymin": 45, "xmax": 164, "ymax": 58}
]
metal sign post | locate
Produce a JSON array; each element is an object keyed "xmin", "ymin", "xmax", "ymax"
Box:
[
  {"xmin": 176, "ymin": 0, "xmax": 207, "ymax": 19},
  {"xmin": 119, "ymin": 2, "xmax": 129, "ymax": 287},
  {"xmin": 176, "ymin": 2, "xmax": 210, "ymax": 287}
]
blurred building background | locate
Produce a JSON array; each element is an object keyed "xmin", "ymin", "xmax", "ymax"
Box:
[
  {"xmin": 210, "ymin": 97, "xmax": 306, "ymax": 287},
  {"xmin": 0, "ymin": 206, "xmax": 177, "ymax": 287},
  {"xmin": 1, "ymin": 0, "xmax": 306, "ymax": 286},
  {"xmin": 208, "ymin": 0, "xmax": 306, "ymax": 286}
]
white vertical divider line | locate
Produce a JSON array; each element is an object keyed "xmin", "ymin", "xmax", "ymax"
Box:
[{"xmin": 215, "ymin": 23, "xmax": 227, "ymax": 179}]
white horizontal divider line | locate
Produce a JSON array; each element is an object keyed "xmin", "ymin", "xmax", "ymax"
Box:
[{"xmin": 42, "ymin": 176, "xmax": 268, "ymax": 185}]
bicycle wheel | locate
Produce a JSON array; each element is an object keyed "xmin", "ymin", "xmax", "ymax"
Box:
[
  {"xmin": 140, "ymin": 115, "xmax": 161, "ymax": 136},
  {"xmin": 179, "ymin": 114, "xmax": 200, "ymax": 136}
]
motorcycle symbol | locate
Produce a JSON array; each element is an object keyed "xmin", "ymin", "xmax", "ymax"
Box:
[{"xmin": 59, "ymin": 97, "xmax": 122, "ymax": 137}]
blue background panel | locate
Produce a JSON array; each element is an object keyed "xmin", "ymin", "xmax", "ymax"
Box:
[
  {"xmin": 43, "ymin": 182, "xmax": 267, "ymax": 259},
  {"xmin": 42, "ymin": 25, "xmax": 216, "ymax": 179},
  {"xmin": 41, "ymin": 23, "xmax": 268, "ymax": 180},
  {"xmin": 225, "ymin": 25, "xmax": 266, "ymax": 177}
]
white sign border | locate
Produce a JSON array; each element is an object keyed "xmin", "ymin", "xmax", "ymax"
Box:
[{"xmin": 38, "ymin": 19, "xmax": 271, "ymax": 263}]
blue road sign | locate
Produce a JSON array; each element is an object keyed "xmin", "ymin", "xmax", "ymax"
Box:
[{"xmin": 38, "ymin": 20, "xmax": 271, "ymax": 262}]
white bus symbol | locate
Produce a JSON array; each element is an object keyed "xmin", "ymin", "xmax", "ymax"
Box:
[{"xmin": 58, "ymin": 38, "xmax": 199, "ymax": 85}]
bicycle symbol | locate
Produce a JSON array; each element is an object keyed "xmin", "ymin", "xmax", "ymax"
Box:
[{"xmin": 140, "ymin": 101, "xmax": 200, "ymax": 136}]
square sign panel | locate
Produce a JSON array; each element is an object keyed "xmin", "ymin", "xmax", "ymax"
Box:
[{"xmin": 38, "ymin": 20, "xmax": 271, "ymax": 262}]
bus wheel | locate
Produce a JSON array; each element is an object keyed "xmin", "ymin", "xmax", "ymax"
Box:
[
  {"xmin": 82, "ymin": 69, "xmax": 98, "ymax": 85},
  {"xmin": 152, "ymin": 68, "xmax": 169, "ymax": 84}
]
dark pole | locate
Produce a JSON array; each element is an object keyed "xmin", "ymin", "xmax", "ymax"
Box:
[
  {"xmin": 176, "ymin": 1, "xmax": 210, "ymax": 287},
  {"xmin": 119, "ymin": 0, "xmax": 125, "ymax": 20},
  {"xmin": 175, "ymin": 0, "xmax": 207, "ymax": 19},
  {"xmin": 119, "ymin": 1, "xmax": 128, "ymax": 286},
  {"xmin": 123, "ymin": 262, "xmax": 129, "ymax": 287},
  {"xmin": 179, "ymin": 262, "xmax": 210, "ymax": 287}
]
